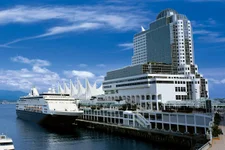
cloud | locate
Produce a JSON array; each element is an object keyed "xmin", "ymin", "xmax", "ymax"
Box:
[
  {"xmin": 78, "ymin": 64, "xmax": 88, "ymax": 67},
  {"xmin": 199, "ymin": 68, "xmax": 225, "ymax": 84},
  {"xmin": 44, "ymin": 23, "xmax": 103, "ymax": 36},
  {"xmin": 0, "ymin": 44, "xmax": 12, "ymax": 48},
  {"xmin": 199, "ymin": 68, "xmax": 225, "ymax": 97},
  {"xmin": 63, "ymin": 70, "xmax": 105, "ymax": 88},
  {"xmin": 118, "ymin": 43, "xmax": 133, "ymax": 50},
  {"xmin": 192, "ymin": 18, "xmax": 217, "ymax": 28},
  {"xmin": 95, "ymin": 75, "xmax": 105, "ymax": 83},
  {"xmin": 96, "ymin": 64, "xmax": 106, "ymax": 67},
  {"xmin": 64, "ymin": 70, "xmax": 95, "ymax": 79},
  {"xmin": 207, "ymin": 78, "xmax": 225, "ymax": 84},
  {"xmin": 0, "ymin": 5, "xmax": 150, "ymax": 46},
  {"xmin": 193, "ymin": 30, "xmax": 210, "ymax": 35},
  {"xmin": 0, "ymin": 56, "xmax": 106, "ymax": 91},
  {"xmin": 0, "ymin": 67, "xmax": 60, "ymax": 91},
  {"xmin": 11, "ymin": 56, "xmax": 50, "ymax": 66},
  {"xmin": 2, "ymin": 23, "xmax": 103, "ymax": 46},
  {"xmin": 200, "ymin": 68, "xmax": 225, "ymax": 77},
  {"xmin": 32, "ymin": 66, "xmax": 50, "ymax": 74},
  {"xmin": 0, "ymin": 56, "xmax": 63, "ymax": 91},
  {"xmin": 191, "ymin": 18, "xmax": 225, "ymax": 43},
  {"xmin": 194, "ymin": 30, "xmax": 225, "ymax": 43}
]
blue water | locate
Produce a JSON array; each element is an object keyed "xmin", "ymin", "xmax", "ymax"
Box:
[{"xmin": 0, "ymin": 104, "xmax": 165, "ymax": 150}]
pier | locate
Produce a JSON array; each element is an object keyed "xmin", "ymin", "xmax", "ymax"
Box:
[{"xmin": 75, "ymin": 119, "xmax": 208, "ymax": 150}]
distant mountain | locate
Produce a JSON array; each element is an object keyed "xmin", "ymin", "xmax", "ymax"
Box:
[{"xmin": 0, "ymin": 90, "xmax": 27, "ymax": 101}]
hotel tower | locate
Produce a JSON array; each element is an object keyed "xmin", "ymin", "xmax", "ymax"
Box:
[{"xmin": 102, "ymin": 8, "xmax": 209, "ymax": 110}]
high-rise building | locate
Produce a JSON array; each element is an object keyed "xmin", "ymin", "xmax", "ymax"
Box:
[
  {"xmin": 132, "ymin": 8, "xmax": 196, "ymax": 75},
  {"xmin": 102, "ymin": 9, "xmax": 209, "ymax": 110},
  {"xmin": 81, "ymin": 9, "xmax": 212, "ymax": 135}
]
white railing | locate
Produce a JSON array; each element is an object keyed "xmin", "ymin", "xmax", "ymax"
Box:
[
  {"xmin": 136, "ymin": 112, "xmax": 149, "ymax": 125},
  {"xmin": 135, "ymin": 118, "xmax": 146, "ymax": 128},
  {"xmin": 197, "ymin": 141, "xmax": 211, "ymax": 150},
  {"xmin": 134, "ymin": 112, "xmax": 150, "ymax": 129}
]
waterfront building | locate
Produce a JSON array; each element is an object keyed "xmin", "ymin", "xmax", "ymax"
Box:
[
  {"xmin": 132, "ymin": 8, "xmax": 195, "ymax": 71},
  {"xmin": 102, "ymin": 8, "xmax": 209, "ymax": 110},
  {"xmin": 80, "ymin": 8, "xmax": 212, "ymax": 136}
]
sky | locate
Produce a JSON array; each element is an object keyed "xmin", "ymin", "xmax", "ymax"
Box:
[{"xmin": 0, "ymin": 0, "xmax": 225, "ymax": 98}]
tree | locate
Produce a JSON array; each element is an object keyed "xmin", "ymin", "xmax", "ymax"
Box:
[
  {"xmin": 212, "ymin": 113, "xmax": 223, "ymax": 137},
  {"xmin": 214, "ymin": 113, "xmax": 221, "ymax": 126},
  {"xmin": 212, "ymin": 125, "xmax": 223, "ymax": 137},
  {"xmin": 118, "ymin": 104, "xmax": 127, "ymax": 111},
  {"xmin": 131, "ymin": 104, "xmax": 137, "ymax": 111}
]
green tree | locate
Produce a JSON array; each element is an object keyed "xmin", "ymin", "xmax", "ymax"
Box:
[
  {"xmin": 212, "ymin": 113, "xmax": 223, "ymax": 137},
  {"xmin": 212, "ymin": 125, "xmax": 223, "ymax": 137},
  {"xmin": 214, "ymin": 113, "xmax": 221, "ymax": 125}
]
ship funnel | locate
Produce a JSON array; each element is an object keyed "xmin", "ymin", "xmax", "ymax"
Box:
[{"xmin": 30, "ymin": 87, "xmax": 39, "ymax": 96}]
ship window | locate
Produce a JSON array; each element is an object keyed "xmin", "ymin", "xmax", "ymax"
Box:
[{"xmin": 0, "ymin": 142, "xmax": 13, "ymax": 145}]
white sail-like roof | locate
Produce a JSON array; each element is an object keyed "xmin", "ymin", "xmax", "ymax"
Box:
[
  {"xmin": 70, "ymin": 80, "xmax": 78, "ymax": 97},
  {"xmin": 93, "ymin": 82, "xmax": 97, "ymax": 89},
  {"xmin": 77, "ymin": 79, "xmax": 85, "ymax": 98},
  {"xmin": 96, "ymin": 84, "xmax": 104, "ymax": 95},
  {"xmin": 58, "ymin": 82, "xmax": 64, "ymax": 94},
  {"xmin": 85, "ymin": 78, "xmax": 95, "ymax": 100},
  {"xmin": 56, "ymin": 78, "xmax": 104, "ymax": 100},
  {"xmin": 64, "ymin": 82, "xmax": 71, "ymax": 94}
]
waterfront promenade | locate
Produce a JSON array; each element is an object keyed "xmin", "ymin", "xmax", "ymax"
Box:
[
  {"xmin": 76, "ymin": 119, "xmax": 208, "ymax": 149},
  {"xmin": 209, "ymin": 113, "xmax": 225, "ymax": 150}
]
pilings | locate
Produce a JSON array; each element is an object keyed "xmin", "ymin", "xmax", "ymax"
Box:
[{"xmin": 75, "ymin": 119, "xmax": 207, "ymax": 150}]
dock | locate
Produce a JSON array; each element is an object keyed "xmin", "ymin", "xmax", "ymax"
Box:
[{"xmin": 75, "ymin": 119, "xmax": 208, "ymax": 150}]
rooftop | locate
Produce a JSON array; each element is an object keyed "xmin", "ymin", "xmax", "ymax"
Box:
[{"xmin": 156, "ymin": 8, "xmax": 178, "ymax": 20}]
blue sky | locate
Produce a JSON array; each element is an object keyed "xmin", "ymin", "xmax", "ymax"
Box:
[{"xmin": 0, "ymin": 0, "xmax": 225, "ymax": 98}]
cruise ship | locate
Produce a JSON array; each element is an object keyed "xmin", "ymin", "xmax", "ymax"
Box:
[
  {"xmin": 16, "ymin": 79, "xmax": 104, "ymax": 127},
  {"xmin": 16, "ymin": 86, "xmax": 83, "ymax": 127},
  {"xmin": 0, "ymin": 135, "xmax": 14, "ymax": 150},
  {"xmin": 79, "ymin": 8, "xmax": 214, "ymax": 137}
]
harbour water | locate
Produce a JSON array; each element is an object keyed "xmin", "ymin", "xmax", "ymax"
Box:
[{"xmin": 0, "ymin": 104, "xmax": 168, "ymax": 150}]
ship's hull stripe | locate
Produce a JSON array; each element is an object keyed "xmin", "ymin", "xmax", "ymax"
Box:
[{"xmin": 16, "ymin": 110, "xmax": 77, "ymax": 127}]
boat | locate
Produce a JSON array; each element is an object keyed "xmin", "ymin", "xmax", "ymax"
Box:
[
  {"xmin": 0, "ymin": 135, "xmax": 14, "ymax": 150},
  {"xmin": 16, "ymin": 87, "xmax": 83, "ymax": 127}
]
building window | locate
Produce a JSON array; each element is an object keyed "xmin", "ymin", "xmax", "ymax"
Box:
[{"xmin": 152, "ymin": 95, "xmax": 156, "ymax": 100}]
